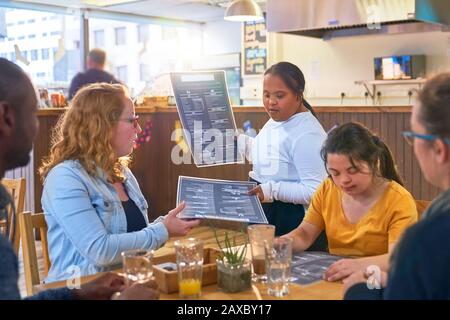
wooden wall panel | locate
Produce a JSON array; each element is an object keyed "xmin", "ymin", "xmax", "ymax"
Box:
[
  {"xmin": 34, "ymin": 114, "xmax": 61, "ymax": 212},
  {"xmin": 35, "ymin": 107, "xmax": 440, "ymax": 219}
]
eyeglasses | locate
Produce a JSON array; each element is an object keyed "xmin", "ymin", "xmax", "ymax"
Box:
[
  {"xmin": 402, "ymin": 131, "xmax": 450, "ymax": 146},
  {"xmin": 119, "ymin": 115, "xmax": 140, "ymax": 128}
]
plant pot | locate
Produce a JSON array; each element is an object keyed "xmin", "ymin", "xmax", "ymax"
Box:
[{"xmin": 216, "ymin": 259, "xmax": 252, "ymax": 293}]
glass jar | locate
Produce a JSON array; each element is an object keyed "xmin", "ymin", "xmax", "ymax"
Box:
[{"xmin": 216, "ymin": 259, "xmax": 252, "ymax": 293}]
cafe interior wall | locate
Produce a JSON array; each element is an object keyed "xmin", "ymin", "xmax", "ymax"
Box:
[
  {"xmin": 202, "ymin": 20, "xmax": 241, "ymax": 56},
  {"xmin": 263, "ymin": 30, "xmax": 450, "ymax": 107}
]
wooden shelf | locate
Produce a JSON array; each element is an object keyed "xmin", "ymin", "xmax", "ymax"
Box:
[{"xmin": 355, "ymin": 79, "xmax": 426, "ymax": 104}]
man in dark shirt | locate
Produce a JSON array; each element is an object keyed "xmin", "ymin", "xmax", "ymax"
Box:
[
  {"xmin": 0, "ymin": 58, "xmax": 157, "ymax": 300},
  {"xmin": 68, "ymin": 48, "xmax": 120, "ymax": 99}
]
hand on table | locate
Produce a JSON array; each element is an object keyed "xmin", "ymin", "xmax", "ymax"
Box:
[
  {"xmin": 72, "ymin": 272, "xmax": 125, "ymax": 300},
  {"xmin": 323, "ymin": 258, "xmax": 364, "ymax": 282},
  {"xmin": 342, "ymin": 269, "xmax": 388, "ymax": 295},
  {"xmin": 115, "ymin": 279, "xmax": 160, "ymax": 300}
]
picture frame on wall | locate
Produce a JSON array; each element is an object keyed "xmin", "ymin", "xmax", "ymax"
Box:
[{"xmin": 242, "ymin": 17, "xmax": 267, "ymax": 76}]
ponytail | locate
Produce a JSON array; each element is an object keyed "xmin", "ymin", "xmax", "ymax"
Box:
[
  {"xmin": 303, "ymin": 98, "xmax": 318, "ymax": 119},
  {"xmin": 372, "ymin": 136, "xmax": 404, "ymax": 186}
]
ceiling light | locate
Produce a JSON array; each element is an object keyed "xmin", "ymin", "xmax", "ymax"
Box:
[{"xmin": 224, "ymin": 0, "xmax": 264, "ymax": 22}]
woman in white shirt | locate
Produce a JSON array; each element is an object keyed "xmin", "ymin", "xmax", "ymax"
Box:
[{"xmin": 241, "ymin": 62, "xmax": 327, "ymax": 244}]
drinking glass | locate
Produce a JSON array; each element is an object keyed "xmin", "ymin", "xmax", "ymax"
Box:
[{"xmin": 174, "ymin": 238, "xmax": 204, "ymax": 299}]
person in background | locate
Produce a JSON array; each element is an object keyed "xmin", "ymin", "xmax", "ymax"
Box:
[
  {"xmin": 239, "ymin": 62, "xmax": 328, "ymax": 243},
  {"xmin": 284, "ymin": 122, "xmax": 418, "ymax": 283},
  {"xmin": 39, "ymin": 83, "xmax": 200, "ymax": 283},
  {"xmin": 68, "ymin": 48, "xmax": 120, "ymax": 100},
  {"xmin": 344, "ymin": 73, "xmax": 450, "ymax": 299},
  {"xmin": 0, "ymin": 58, "xmax": 158, "ymax": 300}
]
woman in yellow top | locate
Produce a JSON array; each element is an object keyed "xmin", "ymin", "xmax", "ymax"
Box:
[{"xmin": 285, "ymin": 122, "xmax": 418, "ymax": 282}]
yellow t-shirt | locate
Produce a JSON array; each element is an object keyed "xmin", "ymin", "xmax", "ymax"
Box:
[{"xmin": 303, "ymin": 178, "xmax": 418, "ymax": 257}]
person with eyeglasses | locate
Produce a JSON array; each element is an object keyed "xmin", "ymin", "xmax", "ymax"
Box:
[
  {"xmin": 344, "ymin": 73, "xmax": 450, "ymax": 299},
  {"xmin": 39, "ymin": 83, "xmax": 200, "ymax": 283},
  {"xmin": 0, "ymin": 58, "xmax": 162, "ymax": 300}
]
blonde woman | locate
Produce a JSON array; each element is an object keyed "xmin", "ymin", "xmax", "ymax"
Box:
[{"xmin": 39, "ymin": 83, "xmax": 199, "ymax": 282}]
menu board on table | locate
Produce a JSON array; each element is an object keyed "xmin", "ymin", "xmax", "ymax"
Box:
[
  {"xmin": 291, "ymin": 252, "xmax": 343, "ymax": 285},
  {"xmin": 243, "ymin": 19, "xmax": 267, "ymax": 75},
  {"xmin": 170, "ymin": 71, "xmax": 243, "ymax": 167},
  {"xmin": 176, "ymin": 176, "xmax": 268, "ymax": 224}
]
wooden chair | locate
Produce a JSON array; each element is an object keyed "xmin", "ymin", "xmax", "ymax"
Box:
[
  {"xmin": 19, "ymin": 211, "xmax": 51, "ymax": 296},
  {"xmin": 415, "ymin": 199, "xmax": 431, "ymax": 219},
  {"xmin": 0, "ymin": 178, "xmax": 26, "ymax": 253}
]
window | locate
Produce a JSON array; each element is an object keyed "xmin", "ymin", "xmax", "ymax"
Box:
[
  {"xmin": 18, "ymin": 21, "xmax": 25, "ymax": 25},
  {"xmin": 89, "ymin": 17, "xmax": 202, "ymax": 97},
  {"xmin": 41, "ymin": 48, "xmax": 49, "ymax": 60},
  {"xmin": 137, "ymin": 24, "xmax": 149, "ymax": 43},
  {"xmin": 6, "ymin": 23, "xmax": 14, "ymax": 27},
  {"xmin": 2, "ymin": 8, "xmax": 81, "ymax": 87},
  {"xmin": 94, "ymin": 29, "xmax": 104, "ymax": 47},
  {"xmin": 0, "ymin": 53, "xmax": 7, "ymax": 59},
  {"xmin": 30, "ymin": 50, "xmax": 38, "ymax": 61},
  {"xmin": 140, "ymin": 64, "xmax": 150, "ymax": 82},
  {"xmin": 116, "ymin": 66, "xmax": 128, "ymax": 83},
  {"xmin": 115, "ymin": 27, "xmax": 126, "ymax": 45},
  {"xmin": 8, "ymin": 37, "xmax": 15, "ymax": 41},
  {"xmin": 18, "ymin": 36, "xmax": 25, "ymax": 40},
  {"xmin": 22, "ymin": 51, "xmax": 28, "ymax": 59}
]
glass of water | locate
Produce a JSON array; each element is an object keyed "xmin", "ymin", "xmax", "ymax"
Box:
[
  {"xmin": 121, "ymin": 249, "xmax": 154, "ymax": 286},
  {"xmin": 265, "ymin": 237, "xmax": 293, "ymax": 297}
]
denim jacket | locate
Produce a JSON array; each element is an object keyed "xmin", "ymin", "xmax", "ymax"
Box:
[{"xmin": 42, "ymin": 160, "xmax": 168, "ymax": 283}]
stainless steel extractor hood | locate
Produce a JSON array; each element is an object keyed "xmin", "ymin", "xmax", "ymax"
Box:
[{"xmin": 266, "ymin": 0, "xmax": 450, "ymax": 39}]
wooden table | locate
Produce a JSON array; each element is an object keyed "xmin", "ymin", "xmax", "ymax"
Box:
[{"xmin": 35, "ymin": 226, "xmax": 343, "ymax": 300}]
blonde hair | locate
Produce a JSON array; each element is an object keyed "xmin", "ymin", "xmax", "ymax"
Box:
[{"xmin": 39, "ymin": 83, "xmax": 131, "ymax": 183}]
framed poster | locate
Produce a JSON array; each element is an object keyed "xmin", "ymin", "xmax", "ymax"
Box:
[{"xmin": 243, "ymin": 18, "xmax": 267, "ymax": 75}]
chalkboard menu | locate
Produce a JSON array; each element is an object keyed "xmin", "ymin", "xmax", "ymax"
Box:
[{"xmin": 243, "ymin": 19, "xmax": 267, "ymax": 75}]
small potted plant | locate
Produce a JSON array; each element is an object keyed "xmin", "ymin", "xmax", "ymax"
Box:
[{"xmin": 213, "ymin": 229, "xmax": 252, "ymax": 293}]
